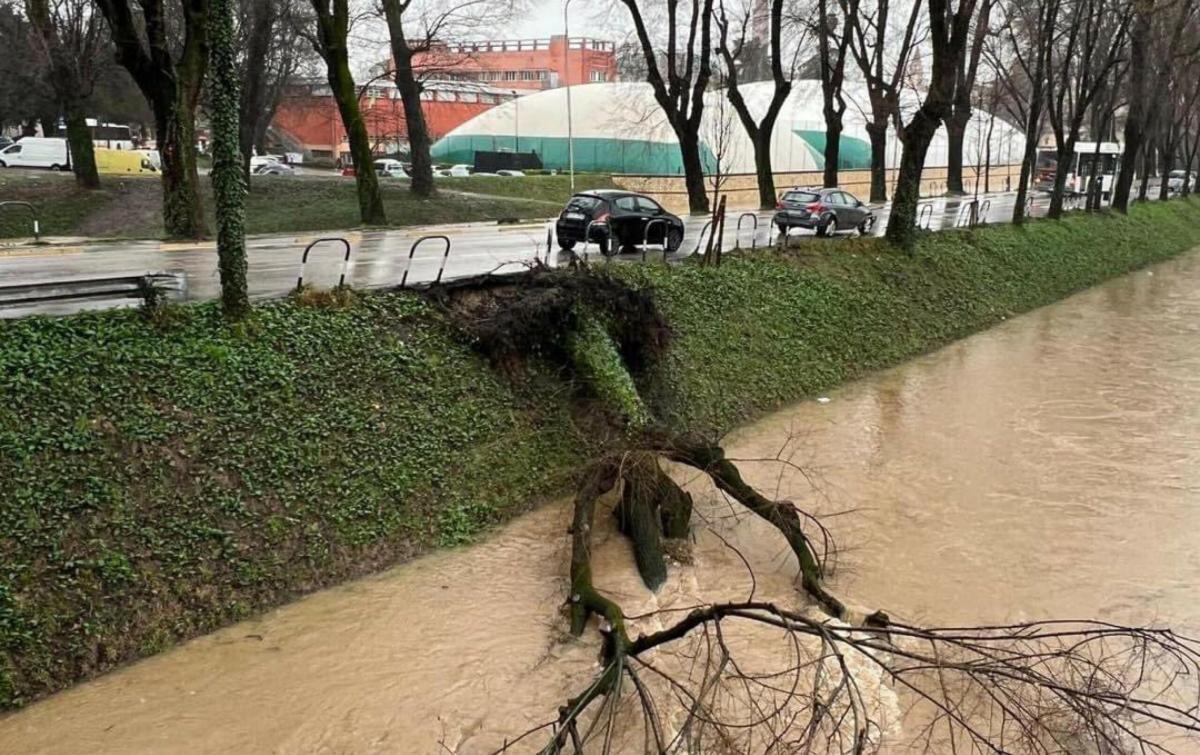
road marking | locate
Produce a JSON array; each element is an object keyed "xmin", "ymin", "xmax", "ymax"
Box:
[{"xmin": 0, "ymin": 245, "xmax": 84, "ymax": 258}]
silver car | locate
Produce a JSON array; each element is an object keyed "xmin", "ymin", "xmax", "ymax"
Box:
[{"xmin": 1168, "ymin": 170, "xmax": 1193, "ymax": 195}]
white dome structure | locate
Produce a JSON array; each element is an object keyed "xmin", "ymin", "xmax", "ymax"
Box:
[{"xmin": 431, "ymin": 81, "xmax": 1026, "ymax": 176}]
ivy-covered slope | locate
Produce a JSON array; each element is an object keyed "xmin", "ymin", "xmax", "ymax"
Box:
[{"xmin": 2, "ymin": 198, "xmax": 1199, "ymax": 709}]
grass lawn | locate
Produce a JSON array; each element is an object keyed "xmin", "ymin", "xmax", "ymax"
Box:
[{"xmin": 0, "ymin": 169, "xmax": 597, "ymax": 240}]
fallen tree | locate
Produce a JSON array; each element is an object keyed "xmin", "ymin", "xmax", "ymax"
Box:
[{"xmin": 437, "ymin": 265, "xmax": 1200, "ymax": 754}]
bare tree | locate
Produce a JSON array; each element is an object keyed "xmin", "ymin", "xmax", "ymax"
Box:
[
  {"xmin": 95, "ymin": 0, "xmax": 210, "ymax": 239},
  {"xmin": 814, "ymin": 0, "xmax": 860, "ymax": 188},
  {"xmin": 618, "ymin": 0, "xmax": 715, "ymax": 214},
  {"xmin": 306, "ymin": 0, "xmax": 386, "ymax": 225},
  {"xmin": 943, "ymin": 0, "xmax": 993, "ymax": 196},
  {"xmin": 25, "ymin": 0, "xmax": 104, "ymax": 188},
  {"xmin": 715, "ymin": 0, "xmax": 805, "ymax": 209},
  {"xmin": 845, "ymin": 0, "xmax": 925, "ymax": 202},
  {"xmin": 1043, "ymin": 0, "xmax": 1131, "ymax": 217},
  {"xmin": 884, "ymin": 0, "xmax": 982, "ymax": 249},
  {"xmin": 238, "ymin": 0, "xmax": 309, "ymax": 181}
]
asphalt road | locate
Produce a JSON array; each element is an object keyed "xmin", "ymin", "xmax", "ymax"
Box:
[{"xmin": 0, "ymin": 189, "xmax": 1078, "ymax": 318}]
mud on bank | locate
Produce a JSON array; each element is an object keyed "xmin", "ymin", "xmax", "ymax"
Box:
[{"xmin": 3, "ymin": 199, "xmax": 1200, "ymax": 708}]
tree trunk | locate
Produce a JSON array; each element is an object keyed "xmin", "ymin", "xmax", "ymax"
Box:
[
  {"xmin": 1138, "ymin": 140, "xmax": 1153, "ymax": 202},
  {"xmin": 1158, "ymin": 133, "xmax": 1174, "ymax": 201},
  {"xmin": 239, "ymin": 0, "xmax": 276, "ymax": 182},
  {"xmin": 677, "ymin": 127, "xmax": 710, "ymax": 214},
  {"xmin": 1047, "ymin": 140, "xmax": 1074, "ymax": 219},
  {"xmin": 209, "ymin": 0, "xmax": 250, "ymax": 319},
  {"xmin": 1013, "ymin": 99, "xmax": 1043, "ymax": 225},
  {"xmin": 752, "ymin": 129, "xmax": 777, "ymax": 209},
  {"xmin": 320, "ymin": 43, "xmax": 385, "ymax": 225},
  {"xmin": 64, "ymin": 108, "xmax": 99, "ymax": 189},
  {"xmin": 823, "ymin": 110, "xmax": 842, "ymax": 188},
  {"xmin": 866, "ymin": 119, "xmax": 888, "ymax": 203},
  {"xmin": 885, "ymin": 110, "xmax": 941, "ymax": 250},
  {"xmin": 382, "ymin": 0, "xmax": 434, "ymax": 199},
  {"xmin": 945, "ymin": 110, "xmax": 969, "ymax": 195},
  {"xmin": 1113, "ymin": 5, "xmax": 1151, "ymax": 213}
]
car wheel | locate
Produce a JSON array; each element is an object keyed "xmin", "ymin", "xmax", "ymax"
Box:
[
  {"xmin": 0, "ymin": 160, "xmax": 6, "ymax": 168},
  {"xmin": 597, "ymin": 237, "xmax": 613, "ymax": 257},
  {"xmin": 666, "ymin": 227, "xmax": 684, "ymax": 252},
  {"xmin": 50, "ymin": 164, "xmax": 64, "ymax": 172},
  {"xmin": 558, "ymin": 239, "xmax": 576, "ymax": 251},
  {"xmin": 858, "ymin": 216, "xmax": 875, "ymax": 236},
  {"xmin": 818, "ymin": 215, "xmax": 837, "ymax": 237}
]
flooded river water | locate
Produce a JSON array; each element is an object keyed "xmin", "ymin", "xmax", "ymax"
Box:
[{"xmin": 4, "ymin": 251, "xmax": 1200, "ymax": 753}]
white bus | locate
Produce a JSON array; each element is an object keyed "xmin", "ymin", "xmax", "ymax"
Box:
[
  {"xmin": 56, "ymin": 120, "xmax": 136, "ymax": 150},
  {"xmin": 1036, "ymin": 142, "xmax": 1122, "ymax": 196}
]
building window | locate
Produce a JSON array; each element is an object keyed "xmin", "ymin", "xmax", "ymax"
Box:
[
  {"xmin": 503, "ymin": 71, "xmax": 518, "ymax": 80},
  {"xmin": 590, "ymin": 70, "xmax": 607, "ymax": 82},
  {"xmin": 480, "ymin": 93, "xmax": 496, "ymax": 104},
  {"xmin": 419, "ymin": 91, "xmax": 433, "ymax": 101},
  {"xmin": 436, "ymin": 90, "xmax": 456, "ymax": 101},
  {"xmin": 459, "ymin": 91, "xmax": 478, "ymax": 103}
]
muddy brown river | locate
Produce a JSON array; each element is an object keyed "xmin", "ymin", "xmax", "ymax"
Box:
[{"xmin": 3, "ymin": 251, "xmax": 1200, "ymax": 754}]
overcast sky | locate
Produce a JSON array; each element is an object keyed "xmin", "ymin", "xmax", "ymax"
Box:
[{"xmin": 510, "ymin": 0, "xmax": 620, "ymax": 39}]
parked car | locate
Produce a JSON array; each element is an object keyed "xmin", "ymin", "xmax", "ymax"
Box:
[
  {"xmin": 0, "ymin": 137, "xmax": 70, "ymax": 170},
  {"xmin": 1167, "ymin": 170, "xmax": 1193, "ymax": 195},
  {"xmin": 555, "ymin": 190, "xmax": 685, "ymax": 257},
  {"xmin": 254, "ymin": 161, "xmax": 295, "ymax": 176},
  {"xmin": 373, "ymin": 158, "xmax": 409, "ymax": 178},
  {"xmin": 496, "ymin": 169, "xmax": 526, "ymax": 177},
  {"xmin": 437, "ymin": 164, "xmax": 472, "ymax": 177},
  {"xmin": 774, "ymin": 187, "xmax": 875, "ymax": 237}
]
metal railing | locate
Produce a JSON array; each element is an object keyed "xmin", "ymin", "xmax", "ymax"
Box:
[
  {"xmin": 401, "ymin": 235, "xmax": 452, "ymax": 287},
  {"xmin": 690, "ymin": 219, "xmax": 714, "ymax": 256},
  {"xmin": 296, "ymin": 237, "xmax": 352, "ymax": 290},
  {"xmin": 735, "ymin": 213, "xmax": 758, "ymax": 250},
  {"xmin": 917, "ymin": 203, "xmax": 934, "ymax": 230},
  {"xmin": 0, "ymin": 201, "xmax": 39, "ymax": 241},
  {"xmin": 579, "ymin": 220, "xmax": 608, "ymax": 262},
  {"xmin": 642, "ymin": 218, "xmax": 668, "ymax": 262}
]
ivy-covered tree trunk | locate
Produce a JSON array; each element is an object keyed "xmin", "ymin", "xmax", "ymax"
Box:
[
  {"xmin": 310, "ymin": 0, "xmax": 386, "ymax": 226},
  {"xmin": 96, "ymin": 0, "xmax": 209, "ymax": 239},
  {"xmin": 209, "ymin": 0, "xmax": 250, "ymax": 319},
  {"xmin": 866, "ymin": 118, "xmax": 888, "ymax": 203},
  {"xmin": 64, "ymin": 107, "xmax": 99, "ymax": 189},
  {"xmin": 382, "ymin": 0, "xmax": 434, "ymax": 198}
]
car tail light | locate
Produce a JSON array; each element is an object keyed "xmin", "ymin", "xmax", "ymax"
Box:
[
  {"xmin": 593, "ymin": 211, "xmax": 610, "ymax": 224},
  {"xmin": 806, "ymin": 201, "xmax": 824, "ymax": 213},
  {"xmin": 776, "ymin": 200, "xmax": 786, "ymax": 210}
]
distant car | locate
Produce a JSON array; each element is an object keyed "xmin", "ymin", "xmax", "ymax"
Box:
[
  {"xmin": 774, "ymin": 187, "xmax": 875, "ymax": 237},
  {"xmin": 1167, "ymin": 170, "xmax": 1193, "ymax": 195},
  {"xmin": 341, "ymin": 166, "xmax": 356, "ymax": 177},
  {"xmin": 496, "ymin": 169, "xmax": 526, "ymax": 177},
  {"xmin": 0, "ymin": 137, "xmax": 70, "ymax": 170},
  {"xmin": 0, "ymin": 136, "xmax": 12, "ymax": 150},
  {"xmin": 254, "ymin": 161, "xmax": 295, "ymax": 176},
  {"xmin": 556, "ymin": 190, "xmax": 685, "ymax": 257},
  {"xmin": 373, "ymin": 158, "xmax": 408, "ymax": 178},
  {"xmin": 249, "ymin": 154, "xmax": 283, "ymax": 170},
  {"xmin": 438, "ymin": 164, "xmax": 472, "ymax": 177}
]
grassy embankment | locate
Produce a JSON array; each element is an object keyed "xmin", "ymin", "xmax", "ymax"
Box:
[
  {"xmin": 0, "ymin": 171, "xmax": 613, "ymax": 239},
  {"xmin": 2, "ymin": 198, "xmax": 1199, "ymax": 709}
]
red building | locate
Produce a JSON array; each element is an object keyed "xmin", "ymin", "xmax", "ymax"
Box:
[
  {"xmin": 271, "ymin": 80, "xmax": 521, "ymax": 164},
  {"xmin": 413, "ymin": 35, "xmax": 617, "ymax": 91},
  {"xmin": 270, "ymin": 36, "xmax": 617, "ymax": 163}
]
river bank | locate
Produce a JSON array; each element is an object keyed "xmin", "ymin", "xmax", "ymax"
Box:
[
  {"xmin": 2, "ymin": 198, "xmax": 1199, "ymax": 710},
  {"xmin": 4, "ymin": 243, "xmax": 1200, "ymax": 753}
]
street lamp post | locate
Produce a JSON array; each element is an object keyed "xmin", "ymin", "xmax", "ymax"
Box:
[
  {"xmin": 513, "ymin": 90, "xmax": 519, "ymax": 154},
  {"xmin": 564, "ymin": 0, "xmax": 576, "ymax": 191}
]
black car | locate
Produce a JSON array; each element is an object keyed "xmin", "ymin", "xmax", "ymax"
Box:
[
  {"xmin": 774, "ymin": 187, "xmax": 875, "ymax": 237},
  {"xmin": 556, "ymin": 190, "xmax": 685, "ymax": 256}
]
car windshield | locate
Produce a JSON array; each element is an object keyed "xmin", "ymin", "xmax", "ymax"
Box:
[{"xmin": 782, "ymin": 191, "xmax": 820, "ymax": 204}]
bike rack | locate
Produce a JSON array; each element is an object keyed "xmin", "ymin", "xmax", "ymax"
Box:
[
  {"xmin": 735, "ymin": 213, "xmax": 758, "ymax": 250},
  {"xmin": 579, "ymin": 220, "xmax": 609, "ymax": 263},
  {"xmin": 916, "ymin": 203, "xmax": 934, "ymax": 230},
  {"xmin": 400, "ymin": 235, "xmax": 451, "ymax": 287},
  {"xmin": 296, "ymin": 237, "xmax": 352, "ymax": 290},
  {"xmin": 1024, "ymin": 196, "xmax": 1034, "ymax": 218},
  {"xmin": 544, "ymin": 226, "xmax": 554, "ymax": 265},
  {"xmin": 642, "ymin": 218, "xmax": 668, "ymax": 262},
  {"xmin": 0, "ymin": 201, "xmax": 39, "ymax": 241},
  {"xmin": 690, "ymin": 219, "xmax": 714, "ymax": 256},
  {"xmin": 977, "ymin": 199, "xmax": 991, "ymax": 224}
]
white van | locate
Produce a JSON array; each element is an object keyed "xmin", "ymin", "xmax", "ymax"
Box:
[{"xmin": 0, "ymin": 138, "xmax": 70, "ymax": 170}]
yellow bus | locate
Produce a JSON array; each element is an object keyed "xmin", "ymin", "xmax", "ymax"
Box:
[{"xmin": 95, "ymin": 147, "xmax": 158, "ymax": 175}]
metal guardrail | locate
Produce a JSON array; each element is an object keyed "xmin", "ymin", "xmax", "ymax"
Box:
[
  {"xmin": 642, "ymin": 218, "xmax": 668, "ymax": 262},
  {"xmin": 735, "ymin": 213, "xmax": 758, "ymax": 250},
  {"xmin": 0, "ymin": 201, "xmax": 39, "ymax": 241},
  {"xmin": 401, "ymin": 235, "xmax": 451, "ymax": 287},
  {"xmin": 296, "ymin": 237, "xmax": 352, "ymax": 290},
  {"xmin": 0, "ymin": 271, "xmax": 185, "ymax": 316}
]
